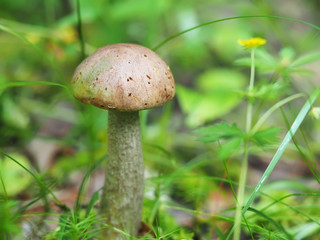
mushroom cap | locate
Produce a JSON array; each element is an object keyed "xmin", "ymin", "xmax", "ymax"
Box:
[{"xmin": 70, "ymin": 43, "xmax": 175, "ymax": 111}]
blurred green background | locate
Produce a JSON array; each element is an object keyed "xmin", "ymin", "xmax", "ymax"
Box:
[{"xmin": 1, "ymin": 0, "xmax": 320, "ymax": 239}]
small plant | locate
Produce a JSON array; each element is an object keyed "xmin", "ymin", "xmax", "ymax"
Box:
[
  {"xmin": 44, "ymin": 212, "xmax": 102, "ymax": 240},
  {"xmin": 0, "ymin": 200, "xmax": 20, "ymax": 239},
  {"xmin": 196, "ymin": 37, "xmax": 320, "ymax": 239}
]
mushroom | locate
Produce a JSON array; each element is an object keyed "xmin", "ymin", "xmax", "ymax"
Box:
[{"xmin": 70, "ymin": 43, "xmax": 175, "ymax": 239}]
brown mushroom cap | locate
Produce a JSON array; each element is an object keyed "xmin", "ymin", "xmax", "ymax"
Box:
[{"xmin": 70, "ymin": 43, "xmax": 175, "ymax": 111}]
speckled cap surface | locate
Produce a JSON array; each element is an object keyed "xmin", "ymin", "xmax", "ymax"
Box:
[{"xmin": 71, "ymin": 43, "xmax": 175, "ymax": 111}]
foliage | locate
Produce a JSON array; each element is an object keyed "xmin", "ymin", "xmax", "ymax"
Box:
[
  {"xmin": 1, "ymin": 0, "xmax": 320, "ymax": 239},
  {"xmin": 0, "ymin": 200, "xmax": 21, "ymax": 238}
]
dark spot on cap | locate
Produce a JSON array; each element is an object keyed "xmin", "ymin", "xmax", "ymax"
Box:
[
  {"xmin": 96, "ymin": 77, "xmax": 98, "ymax": 80},
  {"xmin": 164, "ymin": 88, "xmax": 167, "ymax": 91},
  {"xmin": 145, "ymin": 103, "xmax": 148, "ymax": 105},
  {"xmin": 128, "ymin": 93, "xmax": 132, "ymax": 96},
  {"xmin": 144, "ymin": 54, "xmax": 147, "ymax": 57},
  {"xmin": 148, "ymin": 82, "xmax": 150, "ymax": 84},
  {"xmin": 105, "ymin": 87, "xmax": 108, "ymax": 91},
  {"xmin": 129, "ymin": 77, "xmax": 133, "ymax": 80},
  {"xmin": 127, "ymin": 78, "xmax": 130, "ymax": 82},
  {"xmin": 168, "ymin": 76, "xmax": 172, "ymax": 79},
  {"xmin": 128, "ymin": 61, "xmax": 131, "ymax": 64},
  {"xmin": 146, "ymin": 75, "xmax": 151, "ymax": 79}
]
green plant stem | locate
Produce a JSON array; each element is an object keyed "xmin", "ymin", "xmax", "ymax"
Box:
[
  {"xmin": 251, "ymin": 93, "xmax": 305, "ymax": 134},
  {"xmin": 76, "ymin": 0, "xmax": 85, "ymax": 60},
  {"xmin": 233, "ymin": 140, "xmax": 249, "ymax": 240},
  {"xmin": 233, "ymin": 48, "xmax": 255, "ymax": 240},
  {"xmin": 246, "ymin": 49, "xmax": 255, "ymax": 133}
]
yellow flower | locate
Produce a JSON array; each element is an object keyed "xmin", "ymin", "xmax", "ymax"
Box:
[{"xmin": 238, "ymin": 37, "xmax": 266, "ymax": 49}]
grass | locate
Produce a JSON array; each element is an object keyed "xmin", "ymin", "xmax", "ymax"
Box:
[{"xmin": 1, "ymin": 2, "xmax": 320, "ymax": 239}]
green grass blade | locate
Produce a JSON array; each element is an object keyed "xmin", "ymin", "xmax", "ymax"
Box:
[
  {"xmin": 76, "ymin": 0, "xmax": 86, "ymax": 60},
  {"xmin": 0, "ymin": 81, "xmax": 68, "ymax": 89},
  {"xmin": 251, "ymin": 93, "xmax": 305, "ymax": 133},
  {"xmin": 85, "ymin": 190, "xmax": 100, "ymax": 218},
  {"xmin": 260, "ymin": 192, "xmax": 320, "ymax": 226},
  {"xmin": 153, "ymin": 15, "xmax": 320, "ymax": 51},
  {"xmin": 0, "ymin": 169, "xmax": 8, "ymax": 201},
  {"xmin": 0, "ymin": 81, "xmax": 73, "ymax": 97},
  {"xmin": 243, "ymin": 87, "xmax": 320, "ymax": 214},
  {"xmin": 0, "ymin": 23, "xmax": 64, "ymax": 82},
  {"xmin": 151, "ymin": 174, "xmax": 320, "ymax": 233},
  {"xmin": 247, "ymin": 207, "xmax": 293, "ymax": 239},
  {"xmin": 280, "ymin": 108, "xmax": 320, "ymax": 184},
  {"xmin": 0, "ymin": 150, "xmax": 62, "ymax": 205},
  {"xmin": 74, "ymin": 155, "xmax": 105, "ymax": 220}
]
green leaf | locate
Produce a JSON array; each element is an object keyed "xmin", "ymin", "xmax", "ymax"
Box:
[
  {"xmin": 0, "ymin": 153, "xmax": 32, "ymax": 196},
  {"xmin": 251, "ymin": 82, "xmax": 289, "ymax": 100},
  {"xmin": 256, "ymin": 48, "xmax": 277, "ymax": 65},
  {"xmin": 2, "ymin": 96, "xmax": 30, "ymax": 129},
  {"xmin": 85, "ymin": 190, "xmax": 100, "ymax": 218},
  {"xmin": 218, "ymin": 137, "xmax": 243, "ymax": 160},
  {"xmin": 279, "ymin": 47, "xmax": 296, "ymax": 62},
  {"xmin": 196, "ymin": 68, "xmax": 246, "ymax": 92},
  {"xmin": 248, "ymin": 207, "xmax": 292, "ymax": 239},
  {"xmin": 175, "ymin": 85, "xmax": 199, "ymax": 114},
  {"xmin": 291, "ymin": 52, "xmax": 320, "ymax": 68},
  {"xmin": 251, "ymin": 127, "xmax": 281, "ymax": 147},
  {"xmin": 177, "ymin": 85, "xmax": 242, "ymax": 127},
  {"xmin": 0, "ymin": 150, "xmax": 61, "ymax": 205},
  {"xmin": 234, "ymin": 57, "xmax": 268, "ymax": 68},
  {"xmin": 176, "ymin": 68, "xmax": 245, "ymax": 128},
  {"xmin": 289, "ymin": 222, "xmax": 320, "ymax": 240},
  {"xmin": 0, "ymin": 81, "xmax": 68, "ymax": 90},
  {"xmin": 195, "ymin": 122, "xmax": 244, "ymax": 143},
  {"xmin": 0, "ymin": 200, "xmax": 20, "ymax": 235}
]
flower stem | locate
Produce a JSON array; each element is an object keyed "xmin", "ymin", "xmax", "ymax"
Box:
[
  {"xmin": 246, "ymin": 49, "xmax": 255, "ymax": 133},
  {"xmin": 233, "ymin": 48, "xmax": 255, "ymax": 240}
]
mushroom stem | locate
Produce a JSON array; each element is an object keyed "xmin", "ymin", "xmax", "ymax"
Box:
[{"xmin": 101, "ymin": 110, "xmax": 144, "ymax": 239}]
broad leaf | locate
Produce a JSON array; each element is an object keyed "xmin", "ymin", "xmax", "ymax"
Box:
[
  {"xmin": 176, "ymin": 69, "xmax": 245, "ymax": 127},
  {"xmin": 218, "ymin": 137, "xmax": 243, "ymax": 159},
  {"xmin": 251, "ymin": 127, "xmax": 282, "ymax": 147},
  {"xmin": 195, "ymin": 121, "xmax": 244, "ymax": 143}
]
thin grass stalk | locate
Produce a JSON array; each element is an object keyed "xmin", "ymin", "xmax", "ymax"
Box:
[
  {"xmin": 76, "ymin": 0, "xmax": 86, "ymax": 60},
  {"xmin": 0, "ymin": 150, "xmax": 62, "ymax": 205},
  {"xmin": 153, "ymin": 15, "xmax": 320, "ymax": 51}
]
